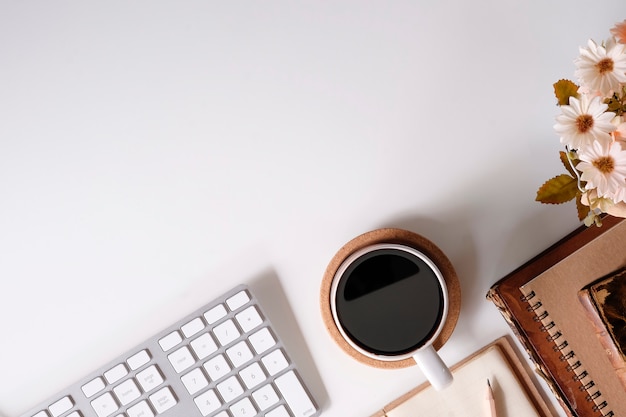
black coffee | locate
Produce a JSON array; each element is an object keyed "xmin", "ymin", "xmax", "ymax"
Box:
[{"xmin": 334, "ymin": 248, "xmax": 444, "ymax": 356}]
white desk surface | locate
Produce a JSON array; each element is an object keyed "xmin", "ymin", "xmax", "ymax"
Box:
[{"xmin": 2, "ymin": 2, "xmax": 624, "ymax": 417}]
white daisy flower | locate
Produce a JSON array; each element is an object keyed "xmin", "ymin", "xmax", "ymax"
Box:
[
  {"xmin": 574, "ymin": 38, "xmax": 626, "ymax": 97},
  {"xmin": 577, "ymin": 140, "xmax": 626, "ymax": 203},
  {"xmin": 554, "ymin": 94, "xmax": 615, "ymax": 149}
]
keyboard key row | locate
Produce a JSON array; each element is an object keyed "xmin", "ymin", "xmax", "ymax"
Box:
[
  {"xmin": 158, "ymin": 290, "xmax": 253, "ymax": 353},
  {"xmin": 184, "ymin": 348, "xmax": 289, "ymax": 416},
  {"xmin": 31, "ymin": 398, "xmax": 75, "ymax": 417},
  {"xmin": 91, "ymin": 386, "xmax": 176, "ymax": 417},
  {"xmin": 166, "ymin": 320, "xmax": 269, "ymax": 376},
  {"xmin": 89, "ymin": 365, "xmax": 164, "ymax": 417},
  {"xmin": 32, "ymin": 411, "xmax": 81, "ymax": 417},
  {"xmin": 122, "ymin": 386, "xmax": 176, "ymax": 417},
  {"xmin": 174, "ymin": 333, "xmax": 281, "ymax": 397},
  {"xmin": 191, "ymin": 370, "xmax": 312, "ymax": 417},
  {"xmin": 82, "ymin": 350, "xmax": 151, "ymax": 399}
]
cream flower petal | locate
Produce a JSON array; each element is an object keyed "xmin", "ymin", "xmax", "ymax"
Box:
[
  {"xmin": 574, "ymin": 38, "xmax": 626, "ymax": 97},
  {"xmin": 554, "ymin": 95, "xmax": 615, "ymax": 149},
  {"xmin": 581, "ymin": 189, "xmax": 626, "ymax": 217},
  {"xmin": 577, "ymin": 140, "xmax": 626, "ymax": 203},
  {"xmin": 612, "ymin": 20, "xmax": 626, "ymax": 44}
]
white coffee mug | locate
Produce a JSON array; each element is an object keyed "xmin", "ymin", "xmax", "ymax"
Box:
[{"xmin": 330, "ymin": 243, "xmax": 453, "ymax": 390}]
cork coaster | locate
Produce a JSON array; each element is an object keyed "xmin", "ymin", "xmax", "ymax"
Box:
[{"xmin": 320, "ymin": 228, "xmax": 461, "ymax": 369}]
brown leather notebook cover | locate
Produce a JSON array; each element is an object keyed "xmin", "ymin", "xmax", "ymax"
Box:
[
  {"xmin": 486, "ymin": 215, "xmax": 625, "ymax": 417},
  {"xmin": 579, "ymin": 268, "xmax": 626, "ymax": 391}
]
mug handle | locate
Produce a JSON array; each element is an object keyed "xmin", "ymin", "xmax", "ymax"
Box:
[{"xmin": 412, "ymin": 344, "xmax": 453, "ymax": 391}]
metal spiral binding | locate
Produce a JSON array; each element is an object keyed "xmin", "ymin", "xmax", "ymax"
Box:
[
  {"xmin": 527, "ymin": 301, "xmax": 542, "ymax": 312},
  {"xmin": 553, "ymin": 340, "xmax": 569, "ymax": 351},
  {"xmin": 520, "ymin": 289, "xmax": 613, "ymax": 417},
  {"xmin": 581, "ymin": 380, "xmax": 596, "ymax": 391},
  {"xmin": 566, "ymin": 361, "xmax": 582, "ymax": 372},
  {"xmin": 573, "ymin": 370, "xmax": 589, "ymax": 381},
  {"xmin": 587, "ymin": 391, "xmax": 602, "ymax": 401}
]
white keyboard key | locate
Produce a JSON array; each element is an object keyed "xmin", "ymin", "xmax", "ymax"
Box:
[
  {"xmin": 262, "ymin": 349, "xmax": 289, "ymax": 376},
  {"xmin": 149, "ymin": 386, "xmax": 177, "ymax": 414},
  {"xmin": 91, "ymin": 392, "xmax": 119, "ymax": 417},
  {"xmin": 66, "ymin": 412, "xmax": 81, "ymax": 417},
  {"xmin": 226, "ymin": 340, "xmax": 253, "ymax": 368},
  {"xmin": 252, "ymin": 384, "xmax": 279, "ymax": 411},
  {"xmin": 32, "ymin": 412, "xmax": 49, "ymax": 417},
  {"xmin": 266, "ymin": 405, "xmax": 290, "ymax": 417},
  {"xmin": 126, "ymin": 400, "xmax": 154, "ymax": 417},
  {"xmin": 181, "ymin": 317, "xmax": 205, "ymax": 338},
  {"xmin": 104, "ymin": 363, "xmax": 128, "ymax": 384},
  {"xmin": 214, "ymin": 319, "xmax": 240, "ymax": 346},
  {"xmin": 158, "ymin": 330, "xmax": 182, "ymax": 351},
  {"xmin": 194, "ymin": 389, "xmax": 222, "ymax": 416},
  {"xmin": 235, "ymin": 306, "xmax": 263, "ymax": 333},
  {"xmin": 249, "ymin": 327, "xmax": 276, "ymax": 354},
  {"xmin": 275, "ymin": 371, "xmax": 316, "ymax": 417},
  {"xmin": 136, "ymin": 365, "xmax": 164, "ymax": 393},
  {"xmin": 49, "ymin": 396, "xmax": 73, "ymax": 417},
  {"xmin": 127, "ymin": 350, "xmax": 151, "ymax": 370},
  {"xmin": 181, "ymin": 367, "xmax": 209, "ymax": 395},
  {"xmin": 203, "ymin": 304, "xmax": 227, "ymax": 324},
  {"xmin": 217, "ymin": 375, "xmax": 244, "ymax": 403},
  {"xmin": 113, "ymin": 379, "xmax": 141, "ymax": 406},
  {"xmin": 214, "ymin": 412, "xmax": 229, "ymax": 417},
  {"xmin": 204, "ymin": 354, "xmax": 231, "ymax": 381},
  {"xmin": 190, "ymin": 332, "xmax": 218, "ymax": 359},
  {"xmin": 82, "ymin": 377, "xmax": 106, "ymax": 397},
  {"xmin": 240, "ymin": 362, "xmax": 266, "ymax": 389},
  {"xmin": 168, "ymin": 345, "xmax": 195, "ymax": 373},
  {"xmin": 230, "ymin": 397, "xmax": 256, "ymax": 417},
  {"xmin": 226, "ymin": 290, "xmax": 250, "ymax": 311}
]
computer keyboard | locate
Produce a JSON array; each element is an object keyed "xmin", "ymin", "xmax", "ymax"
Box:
[{"xmin": 20, "ymin": 284, "xmax": 320, "ymax": 417}]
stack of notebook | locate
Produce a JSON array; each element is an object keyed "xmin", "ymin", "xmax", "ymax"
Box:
[{"xmin": 487, "ymin": 216, "xmax": 626, "ymax": 417}]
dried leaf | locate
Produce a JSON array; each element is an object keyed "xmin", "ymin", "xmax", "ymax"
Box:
[
  {"xmin": 576, "ymin": 193, "xmax": 590, "ymax": 221},
  {"xmin": 553, "ymin": 79, "xmax": 579, "ymax": 106},
  {"xmin": 605, "ymin": 93, "xmax": 626, "ymax": 115},
  {"xmin": 559, "ymin": 151, "xmax": 578, "ymax": 178},
  {"xmin": 536, "ymin": 174, "xmax": 579, "ymax": 204}
]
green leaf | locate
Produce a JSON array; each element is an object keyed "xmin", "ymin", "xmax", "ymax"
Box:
[
  {"xmin": 536, "ymin": 174, "xmax": 579, "ymax": 204},
  {"xmin": 553, "ymin": 79, "xmax": 579, "ymax": 106}
]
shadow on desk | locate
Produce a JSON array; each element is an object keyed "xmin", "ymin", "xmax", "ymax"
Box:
[{"xmin": 249, "ymin": 269, "xmax": 329, "ymax": 412}]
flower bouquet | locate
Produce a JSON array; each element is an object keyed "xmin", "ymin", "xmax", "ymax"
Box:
[{"xmin": 536, "ymin": 20, "xmax": 626, "ymax": 226}]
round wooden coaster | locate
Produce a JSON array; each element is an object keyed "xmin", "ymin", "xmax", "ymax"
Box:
[{"xmin": 320, "ymin": 228, "xmax": 461, "ymax": 369}]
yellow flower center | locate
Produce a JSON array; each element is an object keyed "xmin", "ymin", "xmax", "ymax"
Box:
[
  {"xmin": 596, "ymin": 58, "xmax": 614, "ymax": 74},
  {"xmin": 576, "ymin": 114, "xmax": 594, "ymax": 133},
  {"xmin": 593, "ymin": 156, "xmax": 615, "ymax": 174}
]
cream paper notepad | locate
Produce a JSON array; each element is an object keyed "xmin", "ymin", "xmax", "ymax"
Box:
[{"xmin": 371, "ymin": 337, "xmax": 553, "ymax": 417}]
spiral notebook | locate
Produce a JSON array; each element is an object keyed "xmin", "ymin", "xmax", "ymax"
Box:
[{"xmin": 487, "ymin": 216, "xmax": 626, "ymax": 417}]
